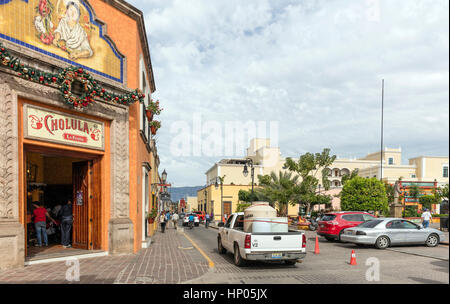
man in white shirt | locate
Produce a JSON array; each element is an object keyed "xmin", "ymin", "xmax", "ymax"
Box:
[{"xmin": 421, "ymin": 208, "xmax": 432, "ymax": 228}]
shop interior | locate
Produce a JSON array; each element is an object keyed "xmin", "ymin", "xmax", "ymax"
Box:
[{"xmin": 26, "ymin": 151, "xmax": 86, "ymax": 260}]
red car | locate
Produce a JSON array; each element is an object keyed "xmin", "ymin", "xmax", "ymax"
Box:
[
  {"xmin": 193, "ymin": 211, "xmax": 205, "ymax": 222},
  {"xmin": 317, "ymin": 211, "xmax": 376, "ymax": 241}
]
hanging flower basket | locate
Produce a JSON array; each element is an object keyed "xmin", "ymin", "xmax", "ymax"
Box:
[
  {"xmin": 146, "ymin": 109, "xmax": 153, "ymax": 121},
  {"xmin": 146, "ymin": 99, "xmax": 163, "ymax": 115},
  {"xmin": 150, "ymin": 120, "xmax": 161, "ymax": 135}
]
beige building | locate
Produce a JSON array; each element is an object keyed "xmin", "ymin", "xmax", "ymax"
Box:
[
  {"xmin": 186, "ymin": 196, "xmax": 198, "ymax": 212},
  {"xmin": 197, "ymin": 185, "xmax": 252, "ymax": 222},
  {"xmin": 201, "ymin": 139, "xmax": 449, "ymax": 216}
]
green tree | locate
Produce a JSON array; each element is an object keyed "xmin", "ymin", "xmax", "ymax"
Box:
[
  {"xmin": 341, "ymin": 169, "xmax": 359, "ymax": 186},
  {"xmin": 235, "ymin": 203, "xmax": 251, "ymax": 212},
  {"xmin": 284, "ymin": 148, "xmax": 336, "ymax": 214},
  {"xmin": 255, "ymin": 171, "xmax": 301, "ymax": 216},
  {"xmin": 341, "ymin": 177, "xmax": 389, "ymax": 213},
  {"xmin": 437, "ymin": 184, "xmax": 449, "ymax": 201},
  {"xmin": 408, "ymin": 184, "xmax": 422, "ymax": 202},
  {"xmin": 419, "ymin": 195, "xmax": 439, "ymax": 210},
  {"xmin": 384, "ymin": 181, "xmax": 395, "ymax": 205}
]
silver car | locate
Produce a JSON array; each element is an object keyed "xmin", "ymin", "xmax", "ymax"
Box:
[{"xmin": 340, "ymin": 218, "xmax": 446, "ymax": 249}]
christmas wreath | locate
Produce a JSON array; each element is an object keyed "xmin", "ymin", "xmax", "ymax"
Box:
[{"xmin": 0, "ymin": 42, "xmax": 145, "ymax": 108}]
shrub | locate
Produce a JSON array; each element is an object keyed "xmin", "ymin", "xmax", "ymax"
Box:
[
  {"xmin": 341, "ymin": 177, "xmax": 388, "ymax": 214},
  {"xmin": 402, "ymin": 205, "xmax": 419, "ymax": 218}
]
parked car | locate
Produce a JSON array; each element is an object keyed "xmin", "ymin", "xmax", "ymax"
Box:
[
  {"xmin": 183, "ymin": 213, "xmax": 199, "ymax": 226},
  {"xmin": 217, "ymin": 212, "xmax": 306, "ymax": 266},
  {"xmin": 192, "ymin": 211, "xmax": 205, "ymax": 222},
  {"xmin": 340, "ymin": 218, "xmax": 446, "ymax": 249},
  {"xmin": 179, "ymin": 212, "xmax": 185, "ymax": 219},
  {"xmin": 317, "ymin": 211, "xmax": 376, "ymax": 242}
]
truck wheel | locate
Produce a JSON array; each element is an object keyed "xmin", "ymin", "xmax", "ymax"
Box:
[
  {"xmin": 324, "ymin": 236, "xmax": 334, "ymax": 241},
  {"xmin": 218, "ymin": 237, "xmax": 226, "ymax": 254},
  {"xmin": 234, "ymin": 244, "xmax": 246, "ymax": 267},
  {"xmin": 285, "ymin": 260, "xmax": 297, "ymax": 266}
]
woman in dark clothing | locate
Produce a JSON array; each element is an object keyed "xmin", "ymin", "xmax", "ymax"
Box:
[{"xmin": 59, "ymin": 200, "xmax": 73, "ymax": 248}]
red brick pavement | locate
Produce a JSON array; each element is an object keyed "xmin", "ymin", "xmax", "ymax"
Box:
[{"xmin": 0, "ymin": 228, "xmax": 209, "ymax": 284}]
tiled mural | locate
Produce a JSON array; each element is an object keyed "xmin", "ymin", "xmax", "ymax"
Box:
[{"xmin": 0, "ymin": 0, "xmax": 123, "ymax": 83}]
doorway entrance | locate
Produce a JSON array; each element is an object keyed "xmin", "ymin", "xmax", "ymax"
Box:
[{"xmin": 24, "ymin": 146, "xmax": 103, "ymax": 261}]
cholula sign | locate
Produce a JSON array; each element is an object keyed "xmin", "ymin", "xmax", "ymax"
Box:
[{"xmin": 24, "ymin": 104, "xmax": 105, "ymax": 151}]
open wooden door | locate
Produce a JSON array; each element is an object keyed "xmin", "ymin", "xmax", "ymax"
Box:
[
  {"xmin": 72, "ymin": 161, "xmax": 90, "ymax": 249},
  {"xmin": 90, "ymin": 158, "xmax": 102, "ymax": 250}
]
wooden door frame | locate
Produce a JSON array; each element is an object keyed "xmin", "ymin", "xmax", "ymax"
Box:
[{"xmin": 23, "ymin": 144, "xmax": 103, "ymax": 254}]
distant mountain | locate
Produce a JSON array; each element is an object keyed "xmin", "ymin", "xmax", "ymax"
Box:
[{"xmin": 168, "ymin": 186, "xmax": 203, "ymax": 202}]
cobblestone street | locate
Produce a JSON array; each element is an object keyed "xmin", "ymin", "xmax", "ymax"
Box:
[{"xmin": 0, "ymin": 227, "xmax": 209, "ymax": 284}]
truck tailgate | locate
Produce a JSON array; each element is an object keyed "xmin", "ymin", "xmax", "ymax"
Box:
[{"xmin": 250, "ymin": 232, "xmax": 304, "ymax": 252}]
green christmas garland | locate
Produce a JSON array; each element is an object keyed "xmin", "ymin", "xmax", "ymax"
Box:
[{"xmin": 0, "ymin": 42, "xmax": 144, "ymax": 108}]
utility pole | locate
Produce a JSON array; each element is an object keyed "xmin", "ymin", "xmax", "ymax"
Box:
[{"xmin": 380, "ymin": 79, "xmax": 384, "ymax": 182}]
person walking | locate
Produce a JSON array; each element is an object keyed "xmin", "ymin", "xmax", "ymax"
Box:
[
  {"xmin": 59, "ymin": 200, "xmax": 73, "ymax": 248},
  {"xmin": 32, "ymin": 202, "xmax": 57, "ymax": 247},
  {"xmin": 172, "ymin": 212, "xmax": 179, "ymax": 230},
  {"xmin": 165, "ymin": 211, "xmax": 171, "ymax": 228},
  {"xmin": 159, "ymin": 212, "xmax": 167, "ymax": 233},
  {"xmin": 205, "ymin": 212, "xmax": 210, "ymax": 228},
  {"xmin": 421, "ymin": 208, "xmax": 432, "ymax": 228}
]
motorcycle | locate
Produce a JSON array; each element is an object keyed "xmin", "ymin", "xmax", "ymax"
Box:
[
  {"xmin": 188, "ymin": 220, "xmax": 194, "ymax": 229},
  {"xmin": 308, "ymin": 216, "xmax": 320, "ymax": 231}
]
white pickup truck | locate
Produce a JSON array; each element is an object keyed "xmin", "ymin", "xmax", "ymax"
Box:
[{"xmin": 217, "ymin": 212, "xmax": 307, "ymax": 266}]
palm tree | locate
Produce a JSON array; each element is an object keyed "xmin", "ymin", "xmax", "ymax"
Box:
[{"xmin": 256, "ymin": 171, "xmax": 301, "ymax": 216}]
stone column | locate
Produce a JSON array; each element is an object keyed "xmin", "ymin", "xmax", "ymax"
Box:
[
  {"xmin": 0, "ymin": 81, "xmax": 25, "ymax": 269},
  {"xmin": 108, "ymin": 111, "xmax": 134, "ymax": 254}
]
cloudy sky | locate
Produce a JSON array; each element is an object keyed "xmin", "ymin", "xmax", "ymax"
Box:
[{"xmin": 127, "ymin": 0, "xmax": 449, "ymax": 187}]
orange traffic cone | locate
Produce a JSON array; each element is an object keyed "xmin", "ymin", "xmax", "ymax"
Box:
[
  {"xmin": 314, "ymin": 236, "xmax": 320, "ymax": 254},
  {"xmin": 349, "ymin": 250, "xmax": 357, "ymax": 265}
]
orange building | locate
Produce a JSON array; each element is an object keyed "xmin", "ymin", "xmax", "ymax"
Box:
[{"xmin": 0, "ymin": 0, "xmax": 160, "ymax": 269}]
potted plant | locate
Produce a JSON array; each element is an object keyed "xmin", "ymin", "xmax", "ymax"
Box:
[
  {"xmin": 145, "ymin": 109, "xmax": 153, "ymax": 121},
  {"xmin": 150, "ymin": 120, "xmax": 161, "ymax": 135},
  {"xmin": 147, "ymin": 208, "xmax": 158, "ymax": 224},
  {"xmin": 146, "ymin": 99, "xmax": 162, "ymax": 121}
]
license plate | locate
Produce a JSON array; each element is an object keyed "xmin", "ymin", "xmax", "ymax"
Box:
[
  {"xmin": 347, "ymin": 231, "xmax": 353, "ymax": 235},
  {"xmin": 320, "ymin": 224, "xmax": 325, "ymax": 228},
  {"xmin": 272, "ymin": 253, "xmax": 283, "ymax": 259}
]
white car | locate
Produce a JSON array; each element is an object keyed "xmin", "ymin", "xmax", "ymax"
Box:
[{"xmin": 183, "ymin": 213, "xmax": 199, "ymax": 226}]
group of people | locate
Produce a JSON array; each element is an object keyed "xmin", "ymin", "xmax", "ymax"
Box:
[
  {"xmin": 158, "ymin": 210, "xmax": 179, "ymax": 233},
  {"xmin": 31, "ymin": 200, "xmax": 74, "ymax": 248}
]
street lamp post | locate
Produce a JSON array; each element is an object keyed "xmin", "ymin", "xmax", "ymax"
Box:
[
  {"xmin": 242, "ymin": 158, "xmax": 255, "ymax": 201},
  {"xmin": 158, "ymin": 169, "xmax": 171, "ymax": 212}
]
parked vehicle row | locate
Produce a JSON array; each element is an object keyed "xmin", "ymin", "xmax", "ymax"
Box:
[
  {"xmin": 208, "ymin": 209, "xmax": 446, "ymax": 268},
  {"xmin": 314, "ymin": 211, "xmax": 445, "ymax": 249}
]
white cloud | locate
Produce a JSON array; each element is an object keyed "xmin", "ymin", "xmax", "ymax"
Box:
[{"xmin": 128, "ymin": 0, "xmax": 449, "ymax": 186}]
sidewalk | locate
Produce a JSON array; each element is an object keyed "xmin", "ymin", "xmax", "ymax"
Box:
[{"xmin": 0, "ymin": 226, "xmax": 210, "ymax": 284}]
